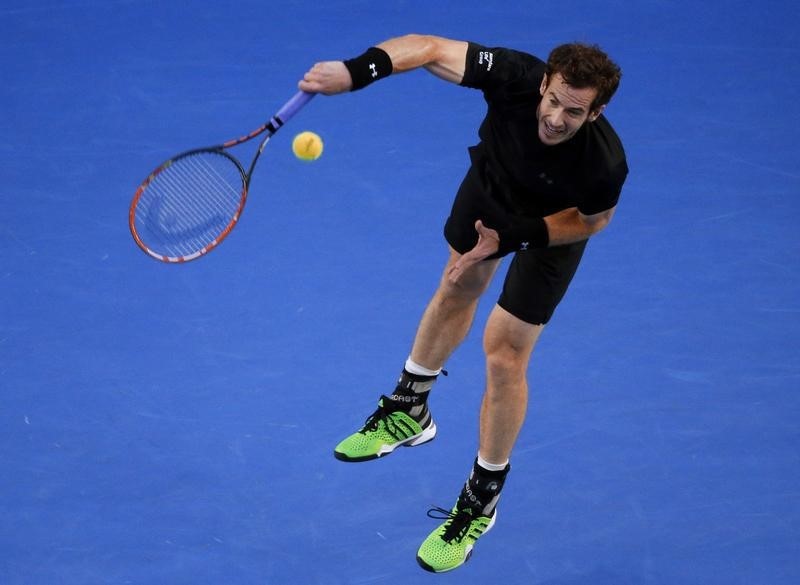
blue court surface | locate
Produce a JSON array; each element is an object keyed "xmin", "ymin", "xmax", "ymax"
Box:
[{"xmin": 2, "ymin": 1, "xmax": 798, "ymax": 584}]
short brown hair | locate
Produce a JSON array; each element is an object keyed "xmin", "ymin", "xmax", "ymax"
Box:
[{"xmin": 546, "ymin": 43, "xmax": 621, "ymax": 111}]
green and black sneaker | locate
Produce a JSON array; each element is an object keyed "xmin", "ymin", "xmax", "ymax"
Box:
[
  {"xmin": 333, "ymin": 395, "xmax": 436, "ymax": 462},
  {"xmin": 416, "ymin": 504, "xmax": 496, "ymax": 573}
]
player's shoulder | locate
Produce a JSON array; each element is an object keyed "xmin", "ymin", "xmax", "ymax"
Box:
[
  {"xmin": 580, "ymin": 114, "xmax": 628, "ymax": 185},
  {"xmin": 467, "ymin": 42, "xmax": 543, "ymax": 66},
  {"xmin": 588, "ymin": 115, "xmax": 626, "ymax": 164},
  {"xmin": 463, "ymin": 42, "xmax": 545, "ymax": 88}
]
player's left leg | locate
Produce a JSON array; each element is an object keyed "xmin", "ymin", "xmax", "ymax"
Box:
[
  {"xmin": 479, "ymin": 304, "xmax": 544, "ymax": 462},
  {"xmin": 417, "ymin": 240, "xmax": 587, "ymax": 572}
]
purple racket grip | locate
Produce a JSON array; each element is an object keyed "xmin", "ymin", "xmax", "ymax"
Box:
[{"xmin": 273, "ymin": 91, "xmax": 315, "ymax": 126}]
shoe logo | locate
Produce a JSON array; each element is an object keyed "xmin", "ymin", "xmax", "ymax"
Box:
[
  {"xmin": 463, "ymin": 486, "xmax": 484, "ymax": 508},
  {"xmin": 369, "ymin": 62, "xmax": 378, "ymax": 78},
  {"xmin": 520, "ymin": 242, "xmax": 529, "ymax": 251},
  {"xmin": 389, "ymin": 394, "xmax": 419, "ymax": 403}
]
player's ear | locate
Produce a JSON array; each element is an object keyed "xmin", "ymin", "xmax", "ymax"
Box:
[
  {"xmin": 588, "ymin": 104, "xmax": 606, "ymax": 122},
  {"xmin": 539, "ymin": 74, "xmax": 549, "ymax": 96}
]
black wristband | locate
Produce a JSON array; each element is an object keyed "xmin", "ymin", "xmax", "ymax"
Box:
[
  {"xmin": 343, "ymin": 47, "xmax": 393, "ymax": 91},
  {"xmin": 497, "ymin": 217, "xmax": 549, "ymax": 254}
]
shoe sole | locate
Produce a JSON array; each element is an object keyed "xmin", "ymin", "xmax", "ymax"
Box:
[
  {"xmin": 333, "ymin": 422, "xmax": 437, "ymax": 462},
  {"xmin": 416, "ymin": 511, "xmax": 497, "ymax": 573}
]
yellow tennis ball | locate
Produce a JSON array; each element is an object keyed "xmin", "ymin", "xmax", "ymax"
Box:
[{"xmin": 292, "ymin": 131, "xmax": 324, "ymax": 161}]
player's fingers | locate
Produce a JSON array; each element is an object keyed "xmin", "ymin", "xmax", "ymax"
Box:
[
  {"xmin": 475, "ymin": 219, "xmax": 499, "ymax": 241},
  {"xmin": 446, "ymin": 258, "xmax": 463, "ymax": 282},
  {"xmin": 447, "ymin": 265, "xmax": 462, "ymax": 284},
  {"xmin": 299, "ymin": 66, "xmax": 350, "ymax": 95},
  {"xmin": 298, "ymin": 78, "xmax": 322, "ymax": 92},
  {"xmin": 447, "ymin": 253, "xmax": 476, "ymax": 284}
]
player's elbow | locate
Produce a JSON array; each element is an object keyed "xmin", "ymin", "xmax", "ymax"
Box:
[
  {"xmin": 399, "ymin": 34, "xmax": 445, "ymax": 62},
  {"xmin": 582, "ymin": 207, "xmax": 615, "ymax": 235}
]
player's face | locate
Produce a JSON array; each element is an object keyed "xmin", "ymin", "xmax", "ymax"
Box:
[{"xmin": 537, "ymin": 73, "xmax": 604, "ymax": 145}]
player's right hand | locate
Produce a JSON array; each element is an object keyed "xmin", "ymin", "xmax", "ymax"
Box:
[{"xmin": 299, "ymin": 61, "xmax": 353, "ymax": 95}]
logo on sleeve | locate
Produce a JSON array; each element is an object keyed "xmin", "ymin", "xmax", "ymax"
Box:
[{"xmin": 478, "ymin": 51, "xmax": 494, "ymax": 71}]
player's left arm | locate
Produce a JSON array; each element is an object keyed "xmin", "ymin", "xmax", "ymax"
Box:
[{"xmin": 447, "ymin": 206, "xmax": 615, "ymax": 284}]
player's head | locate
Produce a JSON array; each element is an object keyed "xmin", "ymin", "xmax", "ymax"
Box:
[
  {"xmin": 546, "ymin": 43, "xmax": 621, "ymax": 110},
  {"xmin": 537, "ymin": 43, "xmax": 621, "ymax": 145}
]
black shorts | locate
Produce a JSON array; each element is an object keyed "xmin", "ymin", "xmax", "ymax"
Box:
[{"xmin": 444, "ymin": 164, "xmax": 587, "ymax": 325}]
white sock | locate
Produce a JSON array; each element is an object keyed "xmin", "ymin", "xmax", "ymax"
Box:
[
  {"xmin": 404, "ymin": 357, "xmax": 441, "ymax": 377},
  {"xmin": 477, "ymin": 453, "xmax": 509, "ymax": 472}
]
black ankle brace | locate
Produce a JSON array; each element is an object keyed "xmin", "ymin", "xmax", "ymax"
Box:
[
  {"xmin": 389, "ymin": 369, "xmax": 437, "ymax": 402},
  {"xmin": 385, "ymin": 369, "xmax": 440, "ymax": 420},
  {"xmin": 459, "ymin": 459, "xmax": 511, "ymax": 515}
]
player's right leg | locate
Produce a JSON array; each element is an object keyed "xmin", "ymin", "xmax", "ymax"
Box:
[{"xmin": 333, "ymin": 247, "xmax": 499, "ymax": 462}]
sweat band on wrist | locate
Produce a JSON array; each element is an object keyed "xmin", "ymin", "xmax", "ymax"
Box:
[
  {"xmin": 343, "ymin": 47, "xmax": 393, "ymax": 91},
  {"xmin": 497, "ymin": 217, "xmax": 549, "ymax": 255}
]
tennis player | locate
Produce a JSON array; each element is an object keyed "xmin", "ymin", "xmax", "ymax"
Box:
[{"xmin": 300, "ymin": 34, "xmax": 628, "ymax": 572}]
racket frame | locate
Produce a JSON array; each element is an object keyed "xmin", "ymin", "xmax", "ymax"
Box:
[{"xmin": 129, "ymin": 90, "xmax": 315, "ymax": 263}]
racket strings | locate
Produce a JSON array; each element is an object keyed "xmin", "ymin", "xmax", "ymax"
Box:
[
  {"xmin": 155, "ymin": 160, "xmax": 232, "ymax": 240},
  {"xmin": 133, "ymin": 151, "xmax": 245, "ymax": 260}
]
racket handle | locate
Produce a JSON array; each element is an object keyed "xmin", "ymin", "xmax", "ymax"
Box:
[{"xmin": 273, "ymin": 90, "xmax": 315, "ymax": 126}]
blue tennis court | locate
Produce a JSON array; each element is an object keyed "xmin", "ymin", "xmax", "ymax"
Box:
[{"xmin": 1, "ymin": 1, "xmax": 798, "ymax": 583}]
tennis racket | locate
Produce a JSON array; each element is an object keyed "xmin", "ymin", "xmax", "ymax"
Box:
[{"xmin": 129, "ymin": 90, "xmax": 315, "ymax": 263}]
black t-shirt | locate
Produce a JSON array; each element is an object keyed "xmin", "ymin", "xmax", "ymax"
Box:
[{"xmin": 460, "ymin": 42, "xmax": 628, "ymax": 218}]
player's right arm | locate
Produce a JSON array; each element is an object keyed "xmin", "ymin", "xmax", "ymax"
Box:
[
  {"xmin": 377, "ymin": 34, "xmax": 468, "ymax": 83},
  {"xmin": 299, "ymin": 34, "xmax": 468, "ymax": 94}
]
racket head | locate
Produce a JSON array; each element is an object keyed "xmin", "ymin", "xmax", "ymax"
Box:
[{"xmin": 129, "ymin": 149, "xmax": 248, "ymax": 263}]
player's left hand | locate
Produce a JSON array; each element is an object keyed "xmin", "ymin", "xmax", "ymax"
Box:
[{"xmin": 447, "ymin": 220, "xmax": 500, "ymax": 283}]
